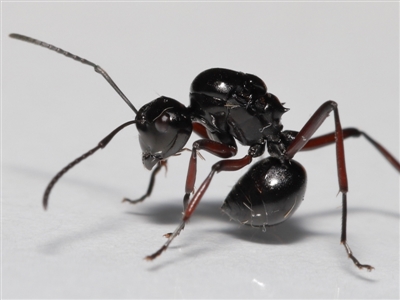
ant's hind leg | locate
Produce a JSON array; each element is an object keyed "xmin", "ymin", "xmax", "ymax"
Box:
[
  {"xmin": 300, "ymin": 127, "xmax": 400, "ymax": 171},
  {"xmin": 285, "ymin": 101, "xmax": 376, "ymax": 271}
]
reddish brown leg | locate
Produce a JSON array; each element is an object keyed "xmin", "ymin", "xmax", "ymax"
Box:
[
  {"xmin": 192, "ymin": 122, "xmax": 210, "ymax": 139},
  {"xmin": 286, "ymin": 101, "xmax": 374, "ymax": 271},
  {"xmin": 183, "ymin": 139, "xmax": 237, "ymax": 209},
  {"xmin": 145, "ymin": 155, "xmax": 252, "ymax": 261},
  {"xmin": 301, "ymin": 128, "xmax": 400, "ymax": 171}
]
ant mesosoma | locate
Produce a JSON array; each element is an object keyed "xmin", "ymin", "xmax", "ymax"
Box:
[{"xmin": 10, "ymin": 33, "xmax": 400, "ymax": 271}]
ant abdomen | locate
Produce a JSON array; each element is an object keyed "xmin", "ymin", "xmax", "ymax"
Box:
[{"xmin": 222, "ymin": 157, "xmax": 307, "ymax": 227}]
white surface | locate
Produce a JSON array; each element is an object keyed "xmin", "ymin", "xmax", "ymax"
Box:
[{"xmin": 2, "ymin": 2, "xmax": 399, "ymax": 299}]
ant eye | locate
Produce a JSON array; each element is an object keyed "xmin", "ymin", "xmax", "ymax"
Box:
[{"xmin": 155, "ymin": 112, "xmax": 172, "ymax": 133}]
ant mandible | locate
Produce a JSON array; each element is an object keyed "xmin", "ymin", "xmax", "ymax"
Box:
[{"xmin": 10, "ymin": 33, "xmax": 400, "ymax": 271}]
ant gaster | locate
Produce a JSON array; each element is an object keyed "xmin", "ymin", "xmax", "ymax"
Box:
[{"xmin": 10, "ymin": 33, "xmax": 400, "ymax": 271}]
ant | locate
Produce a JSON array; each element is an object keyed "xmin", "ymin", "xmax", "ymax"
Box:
[{"xmin": 10, "ymin": 33, "xmax": 400, "ymax": 271}]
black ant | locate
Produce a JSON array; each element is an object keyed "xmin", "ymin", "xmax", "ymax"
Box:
[{"xmin": 10, "ymin": 33, "xmax": 400, "ymax": 271}]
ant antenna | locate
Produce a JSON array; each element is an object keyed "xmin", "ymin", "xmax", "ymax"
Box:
[
  {"xmin": 9, "ymin": 33, "xmax": 138, "ymax": 114},
  {"xmin": 43, "ymin": 120, "xmax": 137, "ymax": 209}
]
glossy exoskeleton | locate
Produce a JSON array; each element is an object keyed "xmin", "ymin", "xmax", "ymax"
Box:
[{"xmin": 10, "ymin": 33, "xmax": 400, "ymax": 271}]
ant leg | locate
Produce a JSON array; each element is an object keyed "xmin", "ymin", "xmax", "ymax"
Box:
[
  {"xmin": 122, "ymin": 123, "xmax": 213, "ymax": 208},
  {"xmin": 340, "ymin": 193, "xmax": 374, "ymax": 270},
  {"xmin": 157, "ymin": 138, "xmax": 237, "ymax": 239},
  {"xmin": 43, "ymin": 120, "xmax": 137, "ymax": 209},
  {"xmin": 285, "ymin": 101, "xmax": 377, "ymax": 271},
  {"xmin": 300, "ymin": 128, "xmax": 400, "ymax": 171},
  {"xmin": 192, "ymin": 123, "xmax": 210, "ymax": 139},
  {"xmin": 122, "ymin": 160, "xmax": 167, "ymax": 204},
  {"xmin": 146, "ymin": 155, "xmax": 252, "ymax": 261},
  {"xmin": 183, "ymin": 138, "xmax": 237, "ymax": 209}
]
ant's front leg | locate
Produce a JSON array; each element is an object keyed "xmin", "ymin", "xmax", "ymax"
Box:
[
  {"xmin": 146, "ymin": 155, "xmax": 252, "ymax": 261},
  {"xmin": 159, "ymin": 132, "xmax": 238, "ymax": 245},
  {"xmin": 183, "ymin": 137, "xmax": 237, "ymax": 209},
  {"xmin": 122, "ymin": 160, "xmax": 167, "ymax": 204}
]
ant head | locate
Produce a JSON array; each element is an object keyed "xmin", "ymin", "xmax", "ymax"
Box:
[{"xmin": 135, "ymin": 96, "xmax": 193, "ymax": 170}]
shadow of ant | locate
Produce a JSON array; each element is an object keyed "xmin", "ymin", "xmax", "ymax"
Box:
[
  {"xmin": 126, "ymin": 197, "xmax": 400, "ymax": 247},
  {"xmin": 38, "ymin": 194, "xmax": 398, "ymax": 261}
]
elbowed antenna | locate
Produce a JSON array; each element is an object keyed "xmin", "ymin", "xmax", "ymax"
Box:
[
  {"xmin": 43, "ymin": 120, "xmax": 137, "ymax": 209},
  {"xmin": 9, "ymin": 33, "xmax": 138, "ymax": 114}
]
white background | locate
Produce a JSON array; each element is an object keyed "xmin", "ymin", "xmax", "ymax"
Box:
[{"xmin": 2, "ymin": 2, "xmax": 399, "ymax": 299}]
